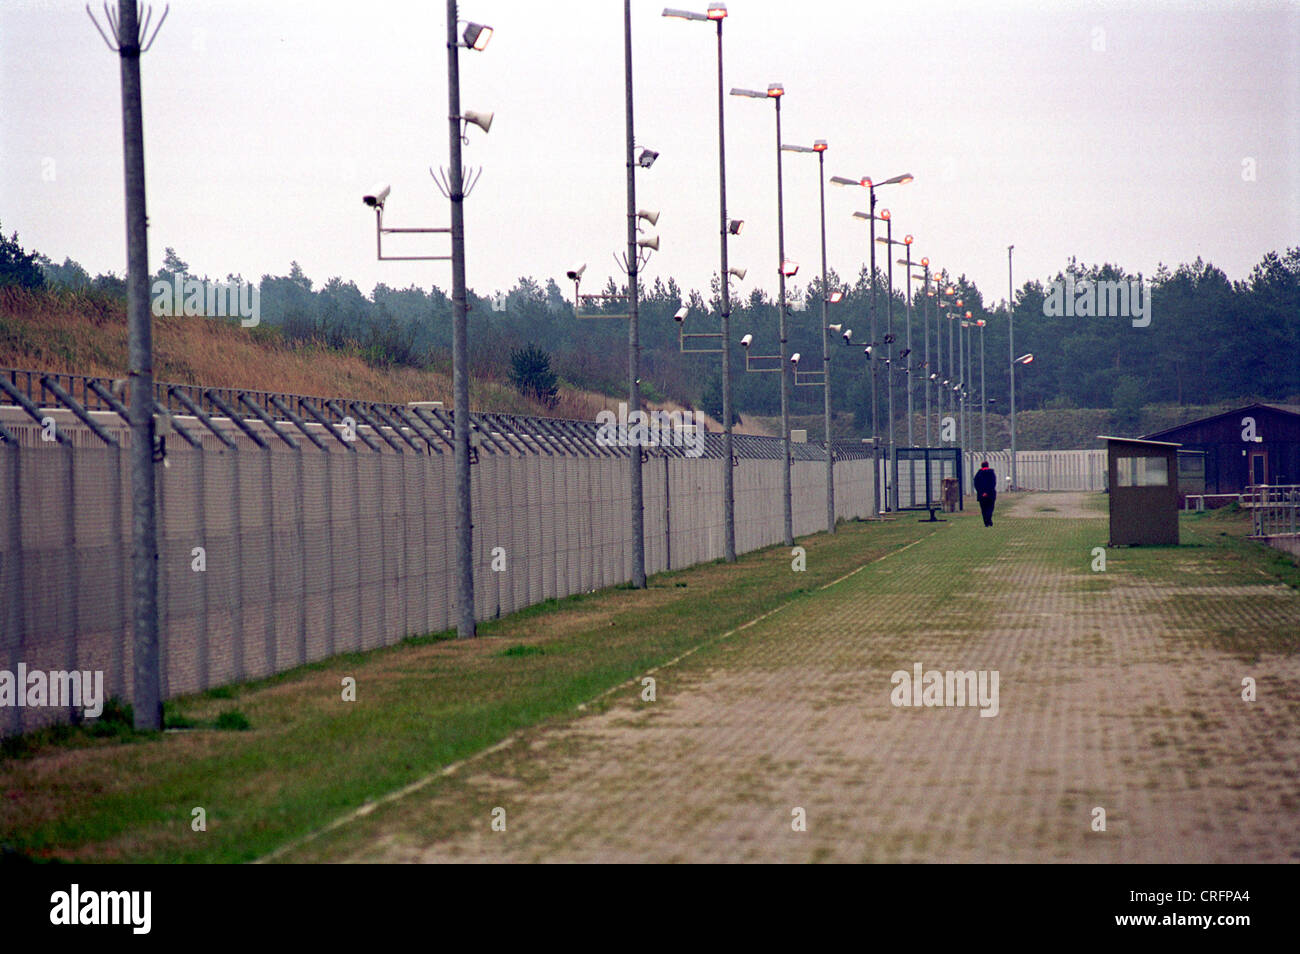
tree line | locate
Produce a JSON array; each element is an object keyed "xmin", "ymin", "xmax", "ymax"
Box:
[{"xmin": 4, "ymin": 222, "xmax": 1297, "ymax": 431}]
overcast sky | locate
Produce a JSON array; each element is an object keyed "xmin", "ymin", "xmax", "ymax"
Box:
[{"xmin": 3, "ymin": 0, "xmax": 1296, "ymax": 309}]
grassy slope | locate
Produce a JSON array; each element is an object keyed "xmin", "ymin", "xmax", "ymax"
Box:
[{"xmin": 0, "ymin": 286, "xmax": 631, "ymax": 421}]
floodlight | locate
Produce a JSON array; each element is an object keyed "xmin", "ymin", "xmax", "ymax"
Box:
[
  {"xmin": 781, "ymin": 260, "xmax": 799, "ymax": 277},
  {"xmin": 767, "ymin": 83, "xmax": 784, "ymax": 97},
  {"xmin": 813, "ymin": 139, "xmax": 827, "ymax": 151},
  {"xmin": 828, "ymin": 291, "xmax": 844, "ymax": 303},
  {"xmin": 707, "ymin": 2, "xmax": 727, "ymax": 18},
  {"xmin": 637, "ymin": 148, "xmax": 659, "ymax": 168},
  {"xmin": 462, "ymin": 22, "xmax": 493, "ymax": 50},
  {"xmin": 728, "ymin": 219, "xmax": 744, "ymax": 235}
]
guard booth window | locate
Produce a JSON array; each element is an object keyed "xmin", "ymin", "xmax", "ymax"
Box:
[{"xmin": 1117, "ymin": 455, "xmax": 1169, "ymax": 487}]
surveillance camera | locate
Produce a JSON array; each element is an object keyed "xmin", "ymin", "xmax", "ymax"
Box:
[
  {"xmin": 741, "ymin": 334, "xmax": 753, "ymax": 348},
  {"xmin": 842, "ymin": 329, "xmax": 852, "ymax": 343},
  {"xmin": 790, "ymin": 352, "xmax": 801, "ymax": 365},
  {"xmin": 363, "ymin": 184, "xmax": 391, "ymax": 208},
  {"xmin": 864, "ymin": 345, "xmax": 873, "ymax": 357},
  {"xmin": 566, "ymin": 263, "xmax": 587, "ymax": 281},
  {"xmin": 674, "ymin": 306, "xmax": 688, "ymax": 322}
]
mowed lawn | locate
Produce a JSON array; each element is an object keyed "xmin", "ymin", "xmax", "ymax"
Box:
[{"xmin": 2, "ymin": 495, "xmax": 1296, "ymax": 863}]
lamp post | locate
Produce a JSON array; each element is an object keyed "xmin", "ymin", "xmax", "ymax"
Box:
[
  {"xmin": 732, "ymin": 82, "xmax": 793, "ymax": 545},
  {"xmin": 957, "ymin": 306, "xmax": 972, "ymax": 481},
  {"xmin": 833, "ymin": 172, "xmax": 911, "ymax": 515},
  {"xmin": 943, "ymin": 289, "xmax": 963, "ymax": 437},
  {"xmin": 875, "ymin": 217, "xmax": 909, "ymax": 510},
  {"xmin": 662, "ymin": 2, "xmax": 737, "ymax": 561},
  {"xmin": 889, "ymin": 239, "xmax": 916, "ymax": 448},
  {"xmin": 1008, "ymin": 244, "xmax": 1017, "ymax": 490},
  {"xmin": 782, "ymin": 139, "xmax": 836, "ymax": 533},
  {"xmin": 909, "ymin": 258, "xmax": 931, "ymax": 445}
]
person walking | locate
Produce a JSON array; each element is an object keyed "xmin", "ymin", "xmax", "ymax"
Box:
[{"xmin": 973, "ymin": 460, "xmax": 998, "ymax": 527}]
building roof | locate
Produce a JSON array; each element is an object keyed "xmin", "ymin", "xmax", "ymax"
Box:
[
  {"xmin": 1097, "ymin": 435, "xmax": 1182, "ymax": 447},
  {"xmin": 1142, "ymin": 402, "xmax": 1300, "ymax": 441}
]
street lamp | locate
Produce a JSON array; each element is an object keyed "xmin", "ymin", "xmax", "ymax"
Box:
[
  {"xmin": 890, "ymin": 236, "xmax": 917, "ymax": 449},
  {"xmin": 732, "ymin": 80, "xmax": 794, "ymax": 545},
  {"xmin": 875, "ymin": 215, "xmax": 909, "ymax": 510},
  {"xmin": 908, "ymin": 256, "xmax": 933, "ymax": 445},
  {"xmin": 782, "ymin": 138, "xmax": 836, "ymax": 533},
  {"xmin": 834, "ymin": 171, "xmax": 912, "ymax": 514}
]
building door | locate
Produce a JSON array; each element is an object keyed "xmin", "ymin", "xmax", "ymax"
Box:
[{"xmin": 1249, "ymin": 450, "xmax": 1268, "ymax": 487}]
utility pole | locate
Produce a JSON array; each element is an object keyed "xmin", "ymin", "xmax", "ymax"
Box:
[
  {"xmin": 624, "ymin": 0, "xmax": 647, "ymax": 587},
  {"xmin": 1008, "ymin": 244, "xmax": 1017, "ymax": 491},
  {"xmin": 447, "ymin": 0, "xmax": 477, "ymax": 635},
  {"xmin": 774, "ymin": 94, "xmax": 793, "ymax": 547},
  {"xmin": 91, "ymin": 0, "xmax": 167, "ymax": 730},
  {"xmin": 714, "ymin": 15, "xmax": 736, "ymax": 562}
]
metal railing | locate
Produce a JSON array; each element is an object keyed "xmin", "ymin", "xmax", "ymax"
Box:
[{"xmin": 1248, "ymin": 485, "xmax": 1300, "ymax": 538}]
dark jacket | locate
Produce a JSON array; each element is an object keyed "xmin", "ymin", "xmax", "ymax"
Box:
[{"xmin": 973, "ymin": 466, "xmax": 997, "ymax": 497}]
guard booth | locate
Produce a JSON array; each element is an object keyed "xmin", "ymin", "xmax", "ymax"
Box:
[
  {"xmin": 1099, "ymin": 435, "xmax": 1181, "ymax": 545},
  {"xmin": 894, "ymin": 447, "xmax": 963, "ymax": 518}
]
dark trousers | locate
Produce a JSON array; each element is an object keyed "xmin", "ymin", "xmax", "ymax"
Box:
[{"xmin": 978, "ymin": 493, "xmax": 996, "ymax": 526}]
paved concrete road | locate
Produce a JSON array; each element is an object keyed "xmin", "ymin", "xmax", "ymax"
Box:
[{"xmin": 332, "ymin": 495, "xmax": 1300, "ymax": 863}]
